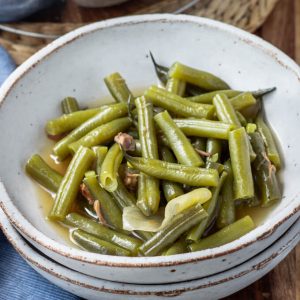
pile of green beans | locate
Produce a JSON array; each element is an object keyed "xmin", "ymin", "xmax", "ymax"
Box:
[{"xmin": 25, "ymin": 58, "xmax": 281, "ymax": 257}]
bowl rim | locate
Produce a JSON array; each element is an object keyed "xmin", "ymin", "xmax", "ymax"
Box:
[
  {"xmin": 0, "ymin": 207, "xmax": 299, "ymax": 296},
  {"xmin": 0, "ymin": 13, "xmax": 299, "ymax": 268}
]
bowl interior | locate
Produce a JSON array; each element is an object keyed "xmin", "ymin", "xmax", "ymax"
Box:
[{"xmin": 0, "ymin": 15, "xmax": 299, "ymax": 249}]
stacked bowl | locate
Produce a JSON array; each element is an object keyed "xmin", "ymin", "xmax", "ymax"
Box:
[{"xmin": 0, "ymin": 14, "xmax": 299, "ymax": 299}]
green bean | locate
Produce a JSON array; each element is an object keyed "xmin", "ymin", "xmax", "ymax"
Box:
[
  {"xmin": 174, "ymin": 118, "xmax": 236, "ymax": 140},
  {"xmin": 61, "ymin": 97, "xmax": 80, "ymax": 114},
  {"xmin": 166, "ymin": 78, "xmax": 186, "ymax": 96},
  {"xmin": 72, "ymin": 229, "xmax": 131, "ymax": 256},
  {"xmin": 53, "ymin": 103, "xmax": 128, "ymax": 160},
  {"xmin": 110, "ymin": 178, "xmax": 136, "ymax": 209},
  {"xmin": 228, "ymin": 127, "xmax": 254, "ymax": 200},
  {"xmin": 160, "ymin": 147, "xmax": 184, "ymax": 202},
  {"xmin": 255, "ymin": 114, "xmax": 281, "ymax": 168},
  {"xmin": 149, "ymin": 51, "xmax": 169, "ymax": 84},
  {"xmin": 104, "ymin": 72, "xmax": 134, "ymax": 103},
  {"xmin": 230, "ymin": 92, "xmax": 256, "ymax": 111},
  {"xmin": 236, "ymin": 111, "xmax": 247, "ymax": 127},
  {"xmin": 187, "ymin": 171, "xmax": 227, "ymax": 242},
  {"xmin": 125, "ymin": 154, "xmax": 219, "ymax": 187},
  {"xmin": 128, "ymin": 139, "xmax": 141, "ymax": 156},
  {"xmin": 247, "ymin": 134, "xmax": 257, "ymax": 162},
  {"xmin": 206, "ymin": 138, "xmax": 222, "ymax": 163},
  {"xmin": 189, "ymin": 215, "xmax": 255, "ymax": 251},
  {"xmin": 135, "ymin": 97, "xmax": 160, "ymax": 215},
  {"xmin": 83, "ymin": 171, "xmax": 122, "ymax": 229},
  {"xmin": 100, "ymin": 143, "xmax": 123, "ymax": 192},
  {"xmin": 69, "ymin": 117, "xmax": 132, "ymax": 154},
  {"xmin": 139, "ymin": 204, "xmax": 208, "ymax": 256},
  {"xmin": 163, "ymin": 238, "xmax": 187, "ymax": 256},
  {"xmin": 252, "ymin": 87, "xmax": 276, "ymax": 98},
  {"xmin": 213, "ymin": 93, "xmax": 241, "ymax": 127},
  {"xmin": 250, "ymin": 132, "xmax": 281, "ymax": 207},
  {"xmin": 155, "ymin": 111, "xmax": 204, "ymax": 167},
  {"xmin": 93, "ymin": 146, "xmax": 108, "ymax": 179},
  {"xmin": 169, "ymin": 62, "xmax": 230, "ymax": 91},
  {"xmin": 49, "ymin": 146, "xmax": 95, "ymax": 221},
  {"xmin": 136, "ymin": 174, "xmax": 152, "ymax": 216},
  {"xmin": 46, "ymin": 108, "xmax": 101, "ymax": 136},
  {"xmin": 144, "ymin": 86, "xmax": 215, "ymax": 119},
  {"xmin": 246, "ymin": 123, "xmax": 257, "ymax": 134},
  {"xmin": 187, "ymin": 90, "xmax": 241, "ymax": 104},
  {"xmin": 25, "ymin": 154, "xmax": 63, "ymax": 193},
  {"xmin": 217, "ymin": 160, "xmax": 236, "ymax": 229},
  {"xmin": 66, "ymin": 213, "xmax": 141, "ymax": 253}
]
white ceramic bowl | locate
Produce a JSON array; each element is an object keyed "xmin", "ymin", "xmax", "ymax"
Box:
[
  {"xmin": 0, "ymin": 208, "xmax": 299, "ymax": 300},
  {"xmin": 0, "ymin": 14, "xmax": 299, "ymax": 284}
]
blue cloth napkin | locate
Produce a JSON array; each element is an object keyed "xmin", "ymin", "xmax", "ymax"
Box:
[
  {"xmin": 0, "ymin": 0, "xmax": 58, "ymax": 22},
  {"xmin": 0, "ymin": 46, "xmax": 80, "ymax": 299}
]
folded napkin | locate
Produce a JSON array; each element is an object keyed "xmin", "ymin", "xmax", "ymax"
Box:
[
  {"xmin": 0, "ymin": 46, "xmax": 80, "ymax": 299},
  {"xmin": 0, "ymin": 0, "xmax": 58, "ymax": 22}
]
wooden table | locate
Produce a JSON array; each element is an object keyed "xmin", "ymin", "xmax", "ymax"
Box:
[{"xmin": 24, "ymin": 0, "xmax": 299, "ymax": 299}]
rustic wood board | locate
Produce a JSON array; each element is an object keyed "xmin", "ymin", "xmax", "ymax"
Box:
[{"xmin": 4, "ymin": 0, "xmax": 299, "ymax": 299}]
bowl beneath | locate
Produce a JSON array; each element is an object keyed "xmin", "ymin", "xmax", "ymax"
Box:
[
  {"xmin": 0, "ymin": 208, "xmax": 299, "ymax": 300},
  {"xmin": 0, "ymin": 14, "xmax": 299, "ymax": 284}
]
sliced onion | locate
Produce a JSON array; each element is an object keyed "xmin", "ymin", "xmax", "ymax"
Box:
[{"xmin": 122, "ymin": 188, "xmax": 212, "ymax": 232}]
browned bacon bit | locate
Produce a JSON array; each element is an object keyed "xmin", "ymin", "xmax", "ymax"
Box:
[
  {"xmin": 114, "ymin": 132, "xmax": 136, "ymax": 151},
  {"xmin": 123, "ymin": 171, "xmax": 139, "ymax": 192},
  {"xmin": 80, "ymin": 183, "xmax": 94, "ymax": 205},
  {"xmin": 195, "ymin": 148, "xmax": 212, "ymax": 157},
  {"xmin": 47, "ymin": 133, "xmax": 67, "ymax": 141},
  {"xmin": 93, "ymin": 200, "xmax": 107, "ymax": 225}
]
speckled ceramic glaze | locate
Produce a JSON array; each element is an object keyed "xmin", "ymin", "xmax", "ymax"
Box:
[
  {"xmin": 0, "ymin": 208, "xmax": 299, "ymax": 299},
  {"xmin": 0, "ymin": 14, "xmax": 299, "ymax": 284}
]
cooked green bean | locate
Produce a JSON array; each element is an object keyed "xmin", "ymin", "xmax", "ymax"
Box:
[
  {"xmin": 166, "ymin": 78, "xmax": 186, "ymax": 96},
  {"xmin": 206, "ymin": 138, "xmax": 222, "ymax": 163},
  {"xmin": 228, "ymin": 127, "xmax": 254, "ymax": 200},
  {"xmin": 236, "ymin": 111, "xmax": 247, "ymax": 127},
  {"xmin": 83, "ymin": 171, "xmax": 122, "ymax": 229},
  {"xmin": 250, "ymin": 132, "xmax": 281, "ymax": 207},
  {"xmin": 69, "ymin": 117, "xmax": 132, "ymax": 154},
  {"xmin": 230, "ymin": 92, "xmax": 256, "ymax": 111},
  {"xmin": 252, "ymin": 87, "xmax": 276, "ymax": 98},
  {"xmin": 217, "ymin": 160, "xmax": 236, "ymax": 229},
  {"xmin": 135, "ymin": 96, "xmax": 160, "ymax": 215},
  {"xmin": 110, "ymin": 178, "xmax": 136, "ymax": 209},
  {"xmin": 187, "ymin": 90, "xmax": 241, "ymax": 104},
  {"xmin": 144, "ymin": 86, "xmax": 215, "ymax": 119},
  {"xmin": 46, "ymin": 108, "xmax": 101, "ymax": 136},
  {"xmin": 104, "ymin": 72, "xmax": 134, "ymax": 103},
  {"xmin": 169, "ymin": 62, "xmax": 230, "ymax": 91},
  {"xmin": 149, "ymin": 51, "xmax": 169, "ymax": 84},
  {"xmin": 174, "ymin": 118, "xmax": 236, "ymax": 140},
  {"xmin": 155, "ymin": 111, "xmax": 204, "ymax": 167},
  {"xmin": 213, "ymin": 93, "xmax": 241, "ymax": 127},
  {"xmin": 53, "ymin": 103, "xmax": 128, "ymax": 160},
  {"xmin": 160, "ymin": 146, "xmax": 184, "ymax": 202},
  {"xmin": 49, "ymin": 146, "xmax": 95, "ymax": 221},
  {"xmin": 93, "ymin": 146, "xmax": 108, "ymax": 179},
  {"xmin": 72, "ymin": 229, "xmax": 130, "ymax": 256},
  {"xmin": 255, "ymin": 114, "xmax": 281, "ymax": 168},
  {"xmin": 139, "ymin": 204, "xmax": 208, "ymax": 256},
  {"xmin": 125, "ymin": 154, "xmax": 219, "ymax": 187},
  {"xmin": 61, "ymin": 97, "xmax": 80, "ymax": 114},
  {"xmin": 100, "ymin": 143, "xmax": 123, "ymax": 192},
  {"xmin": 189, "ymin": 215, "xmax": 255, "ymax": 252},
  {"xmin": 187, "ymin": 171, "xmax": 227, "ymax": 242},
  {"xmin": 26, "ymin": 154, "xmax": 63, "ymax": 193},
  {"xmin": 246, "ymin": 123, "xmax": 257, "ymax": 134},
  {"xmin": 163, "ymin": 238, "xmax": 187, "ymax": 256},
  {"xmin": 128, "ymin": 139, "xmax": 141, "ymax": 156},
  {"xmin": 66, "ymin": 213, "xmax": 141, "ymax": 253}
]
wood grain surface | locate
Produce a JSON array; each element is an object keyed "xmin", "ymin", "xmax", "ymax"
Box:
[{"xmin": 22, "ymin": 0, "xmax": 299, "ymax": 299}]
